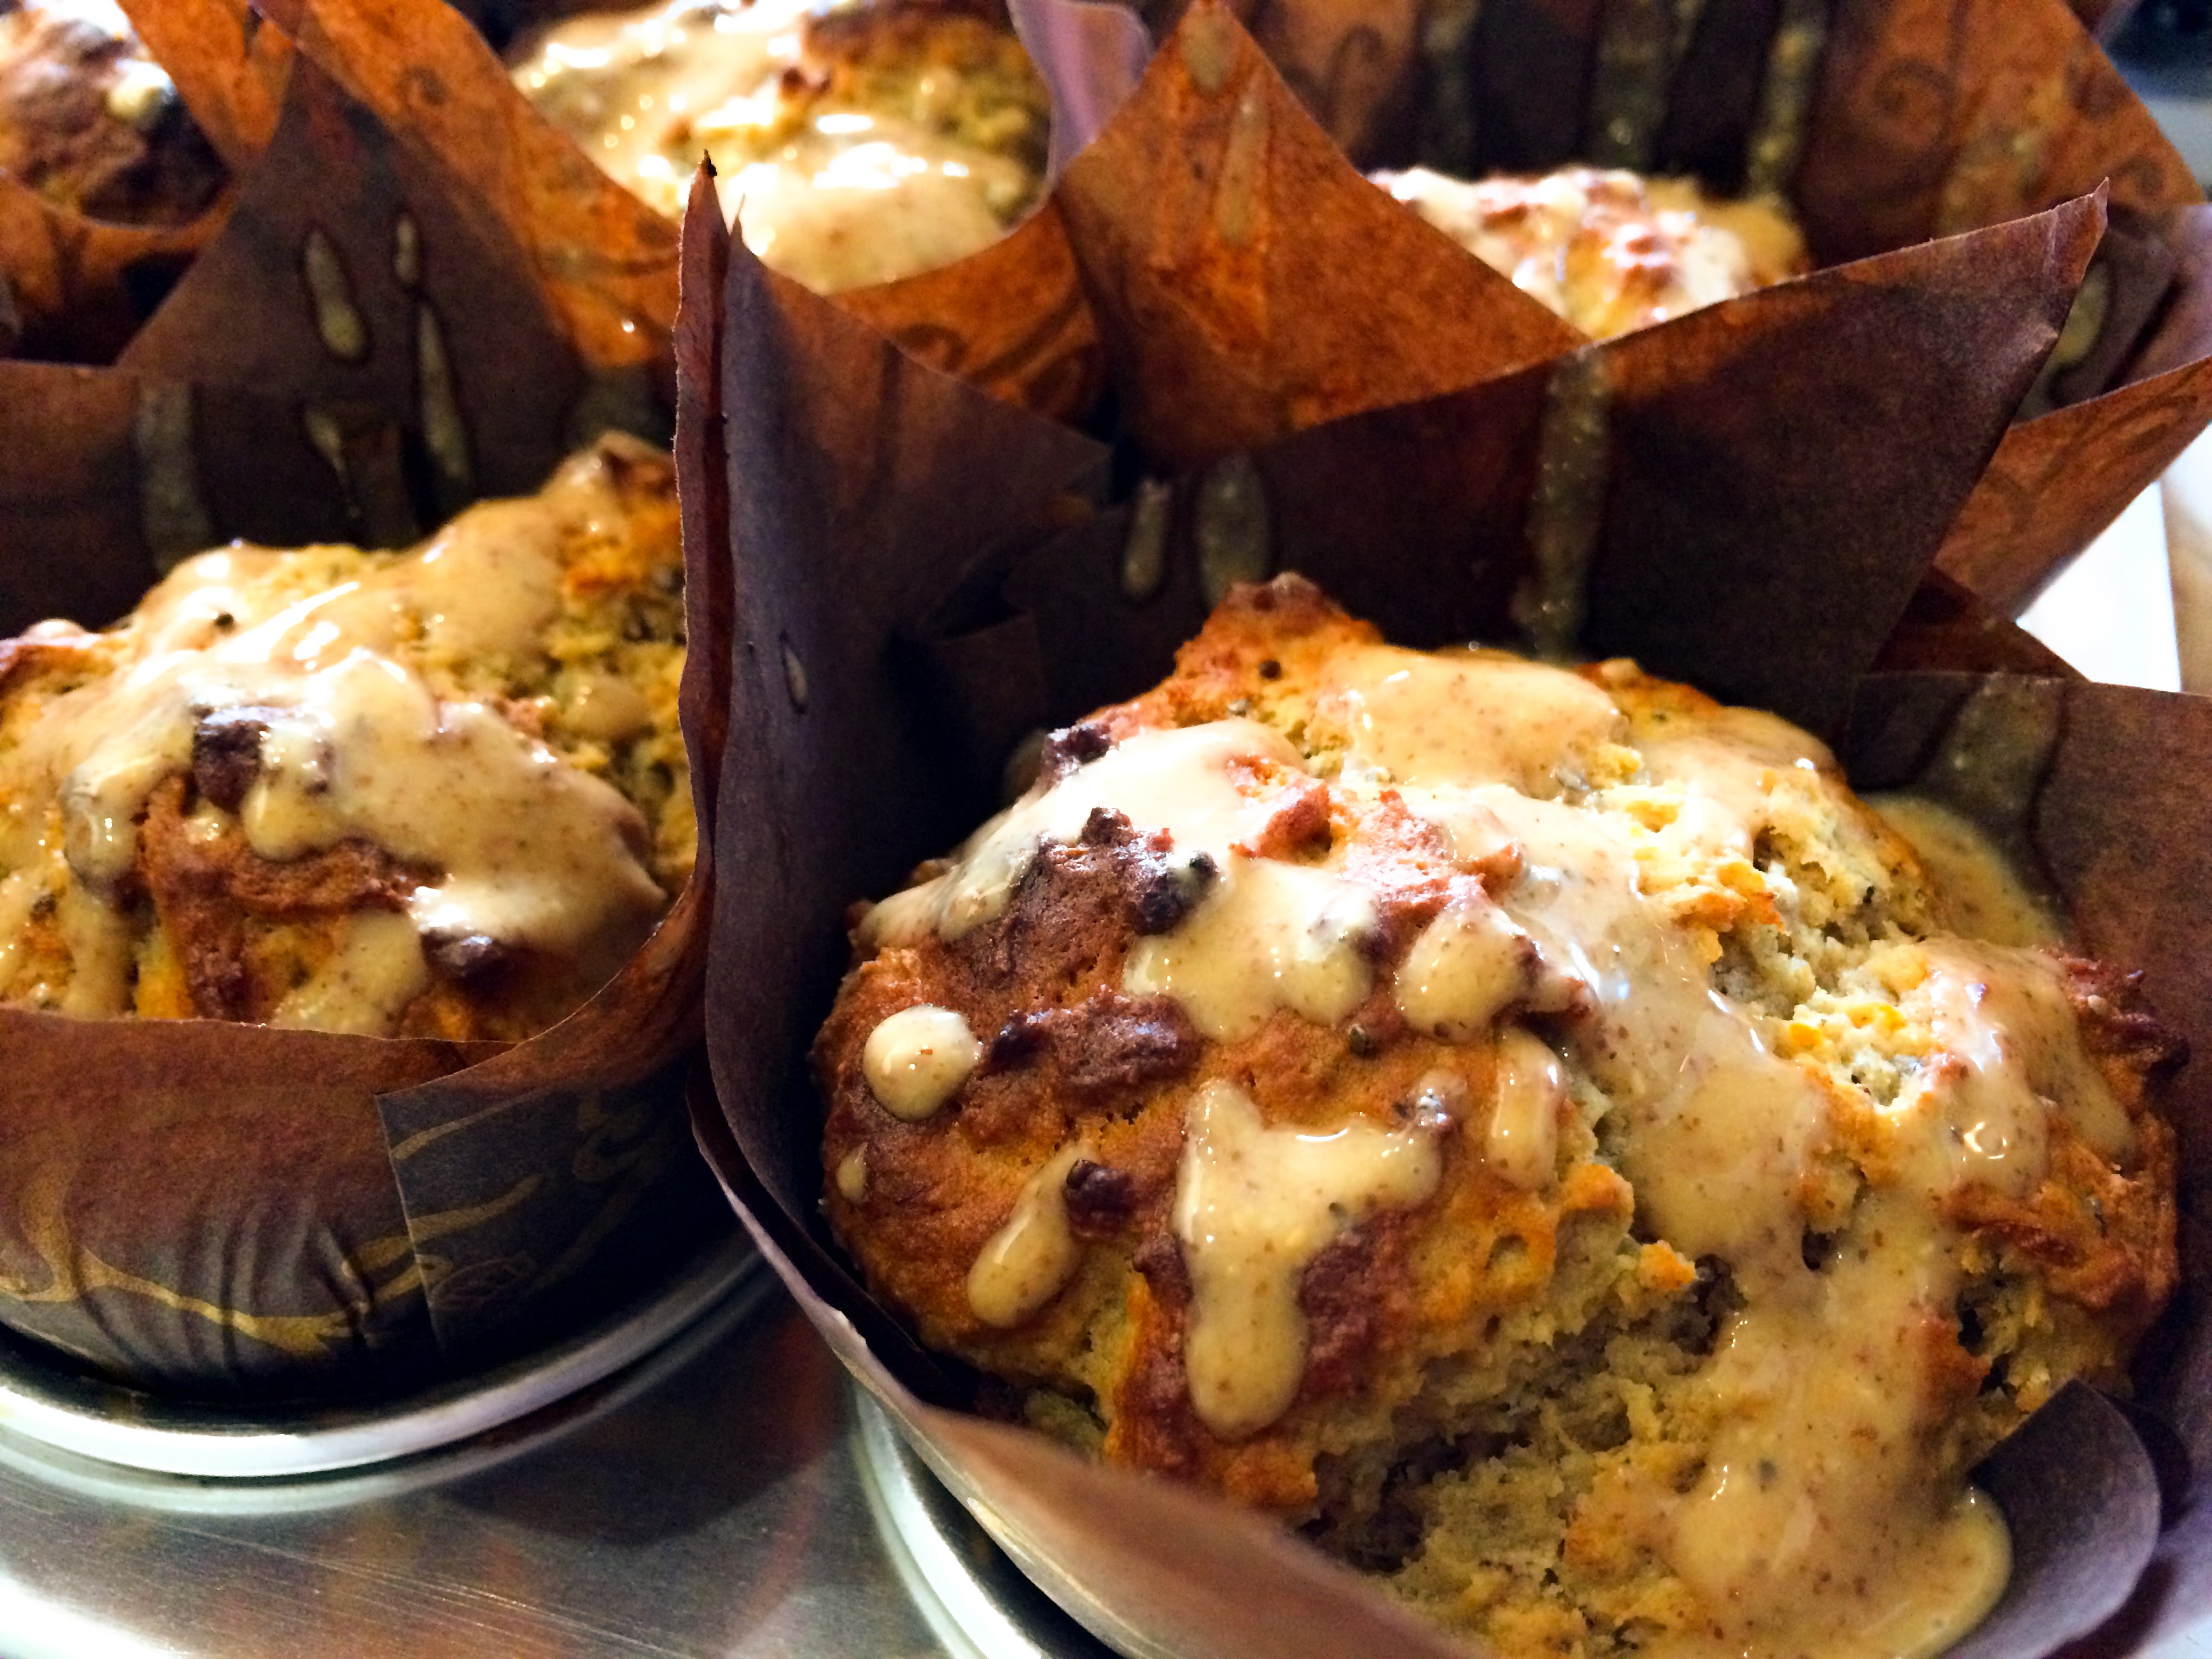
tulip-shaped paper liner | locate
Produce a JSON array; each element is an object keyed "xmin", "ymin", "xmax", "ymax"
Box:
[
  {"xmin": 680, "ymin": 86, "xmax": 2201, "ymax": 1652},
  {"xmin": 1012, "ymin": 0, "xmax": 2212, "ymax": 611},
  {"xmin": 116, "ymin": 0, "xmax": 1107, "ymax": 422},
  {"xmin": 0, "ymin": 48, "xmax": 729, "ymax": 1399},
  {"xmin": 1008, "ymin": 190, "xmax": 2110, "ymax": 735}
]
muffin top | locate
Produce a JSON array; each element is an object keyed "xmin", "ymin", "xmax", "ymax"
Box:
[
  {"xmin": 1372, "ymin": 165, "xmax": 1807, "ymax": 339},
  {"xmin": 815, "ymin": 574, "xmax": 2176, "ymax": 1659},
  {"xmin": 0, "ymin": 0, "xmax": 223, "ymax": 224},
  {"xmin": 0, "ymin": 434, "xmax": 691, "ymax": 1040},
  {"xmin": 513, "ymin": 0, "xmax": 1048, "ymax": 293}
]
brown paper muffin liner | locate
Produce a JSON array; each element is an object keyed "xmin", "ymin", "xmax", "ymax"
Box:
[
  {"xmin": 1015, "ymin": 0, "xmax": 2212, "ymax": 607},
  {"xmin": 677, "ymin": 35, "xmax": 2212, "ymax": 1635},
  {"xmin": 0, "ymin": 36, "xmax": 731, "ymax": 1399}
]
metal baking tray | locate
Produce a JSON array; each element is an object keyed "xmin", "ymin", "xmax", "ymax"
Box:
[{"xmin": 0, "ymin": 1229, "xmax": 1101, "ymax": 1659}]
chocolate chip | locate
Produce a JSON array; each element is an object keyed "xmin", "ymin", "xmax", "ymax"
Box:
[
  {"xmin": 1064, "ymin": 1160, "xmax": 1139, "ymax": 1240},
  {"xmin": 1040, "ymin": 719, "xmax": 1113, "ymax": 781},
  {"xmin": 987, "ymin": 1011, "xmax": 1050, "ymax": 1071},
  {"xmin": 190, "ymin": 708, "xmax": 270, "ymax": 813},
  {"xmin": 1128, "ymin": 850, "xmax": 1216, "ymax": 935},
  {"xmin": 428, "ymin": 931, "xmax": 513, "ymax": 983},
  {"xmin": 1347, "ymin": 1023, "xmax": 1380, "ymax": 1057},
  {"xmin": 1257, "ymin": 658, "xmax": 1282, "ymax": 680}
]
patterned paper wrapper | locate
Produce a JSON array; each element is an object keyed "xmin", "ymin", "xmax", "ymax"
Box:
[
  {"xmin": 0, "ymin": 22, "xmax": 737, "ymax": 1401},
  {"xmin": 3, "ymin": 0, "xmax": 1103, "ymax": 419},
  {"xmin": 678, "ymin": 14, "xmax": 2212, "ymax": 1641},
  {"xmin": 1008, "ymin": 0, "xmax": 2212, "ymax": 612}
]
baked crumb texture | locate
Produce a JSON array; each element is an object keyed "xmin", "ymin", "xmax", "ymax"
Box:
[
  {"xmin": 1371, "ymin": 165, "xmax": 1809, "ymax": 340},
  {"xmin": 817, "ymin": 574, "xmax": 2177, "ymax": 1659},
  {"xmin": 0, "ymin": 434, "xmax": 691, "ymax": 1042}
]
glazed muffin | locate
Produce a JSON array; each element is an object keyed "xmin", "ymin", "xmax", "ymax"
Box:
[
  {"xmin": 512, "ymin": 0, "xmax": 1048, "ymax": 293},
  {"xmin": 815, "ymin": 575, "xmax": 2177, "ymax": 1659},
  {"xmin": 0, "ymin": 433, "xmax": 691, "ymax": 1040},
  {"xmin": 1372, "ymin": 165, "xmax": 1808, "ymax": 339},
  {"xmin": 0, "ymin": 0, "xmax": 223, "ymax": 224}
]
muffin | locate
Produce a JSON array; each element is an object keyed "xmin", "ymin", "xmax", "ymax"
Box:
[
  {"xmin": 1372, "ymin": 166, "xmax": 1808, "ymax": 339},
  {"xmin": 814, "ymin": 574, "xmax": 2177, "ymax": 1659},
  {"xmin": 0, "ymin": 432, "xmax": 691, "ymax": 1040},
  {"xmin": 512, "ymin": 0, "xmax": 1048, "ymax": 293},
  {"xmin": 0, "ymin": 0, "xmax": 223, "ymax": 225}
]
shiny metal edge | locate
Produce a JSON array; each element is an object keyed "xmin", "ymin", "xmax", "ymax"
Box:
[
  {"xmin": 0, "ymin": 1232, "xmax": 759, "ymax": 1481},
  {"xmin": 853, "ymin": 1387, "xmax": 1120, "ymax": 1659},
  {"xmin": 849, "ymin": 1380, "xmax": 1141, "ymax": 1659},
  {"xmin": 0, "ymin": 1253, "xmax": 778, "ymax": 1517}
]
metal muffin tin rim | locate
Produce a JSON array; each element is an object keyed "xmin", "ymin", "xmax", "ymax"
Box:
[
  {"xmin": 0, "ymin": 1230, "xmax": 760, "ymax": 1482},
  {"xmin": 853, "ymin": 1382, "xmax": 1126, "ymax": 1659}
]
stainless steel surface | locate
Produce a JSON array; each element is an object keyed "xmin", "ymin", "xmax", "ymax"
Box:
[
  {"xmin": 0, "ymin": 1237, "xmax": 759, "ymax": 1480},
  {"xmin": 0, "ymin": 1263, "xmax": 1043, "ymax": 1658},
  {"xmin": 854, "ymin": 1391, "xmax": 1115, "ymax": 1659}
]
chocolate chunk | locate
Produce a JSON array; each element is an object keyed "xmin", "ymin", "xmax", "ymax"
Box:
[
  {"xmin": 1064, "ymin": 1160, "xmax": 1140, "ymax": 1240},
  {"xmin": 1040, "ymin": 718, "xmax": 1113, "ymax": 781},
  {"xmin": 1300, "ymin": 1230, "xmax": 1381, "ymax": 1399},
  {"xmin": 428, "ymin": 931, "xmax": 513, "ymax": 984},
  {"xmin": 1128, "ymin": 850, "xmax": 1216, "ymax": 935},
  {"xmin": 190, "ymin": 707, "xmax": 270, "ymax": 813},
  {"xmin": 1063, "ymin": 991, "xmax": 1202, "ymax": 1105}
]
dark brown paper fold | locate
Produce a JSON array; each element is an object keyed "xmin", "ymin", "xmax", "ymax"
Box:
[
  {"xmin": 1954, "ymin": 1382, "xmax": 2165, "ymax": 1659},
  {"xmin": 0, "ymin": 361, "xmax": 359, "ymax": 636},
  {"xmin": 680, "ymin": 169, "xmax": 1107, "ymax": 1237},
  {"xmin": 1938, "ymin": 205, "xmax": 2212, "ymax": 613},
  {"xmin": 0, "ymin": 1012, "xmax": 478, "ymax": 1393},
  {"xmin": 1010, "ymin": 192, "xmax": 2102, "ymax": 733},
  {"xmin": 118, "ymin": 52, "xmax": 596, "ymax": 529}
]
